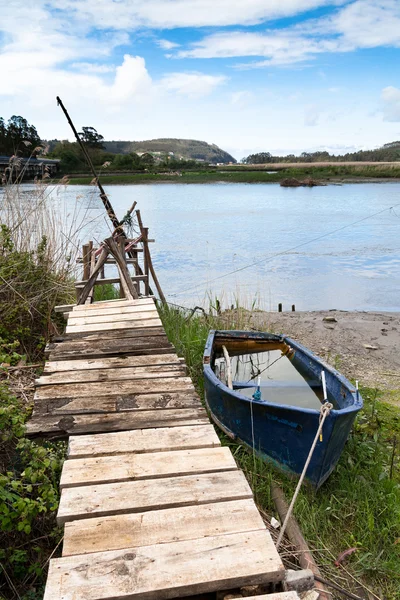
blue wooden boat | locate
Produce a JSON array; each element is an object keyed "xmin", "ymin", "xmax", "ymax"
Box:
[{"xmin": 203, "ymin": 330, "xmax": 363, "ymax": 488}]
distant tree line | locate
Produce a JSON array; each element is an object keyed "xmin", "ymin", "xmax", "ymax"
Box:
[
  {"xmin": 0, "ymin": 116, "xmax": 41, "ymax": 157},
  {"xmin": 242, "ymin": 142, "xmax": 400, "ymax": 164}
]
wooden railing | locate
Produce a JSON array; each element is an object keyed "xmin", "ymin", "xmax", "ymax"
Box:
[{"xmin": 75, "ymin": 210, "xmax": 165, "ymax": 305}]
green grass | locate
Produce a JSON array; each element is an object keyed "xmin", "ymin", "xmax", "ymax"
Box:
[
  {"xmin": 64, "ymin": 165, "xmax": 400, "ymax": 185},
  {"xmin": 158, "ymin": 303, "xmax": 400, "ymax": 600}
]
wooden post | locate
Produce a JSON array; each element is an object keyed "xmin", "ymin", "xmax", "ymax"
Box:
[
  {"xmin": 278, "ymin": 303, "xmax": 282, "ymax": 312},
  {"xmin": 103, "ymin": 237, "xmax": 138, "ymax": 300},
  {"xmin": 82, "ymin": 243, "xmax": 90, "ymax": 281},
  {"xmin": 77, "ymin": 247, "xmax": 109, "ymax": 304},
  {"xmin": 86, "ymin": 243, "xmax": 95, "ymax": 305},
  {"xmin": 271, "ymin": 483, "xmax": 329, "ymax": 598},
  {"xmin": 143, "ymin": 227, "xmax": 150, "ymax": 297},
  {"xmin": 136, "ymin": 210, "xmax": 166, "ymax": 303},
  {"xmin": 118, "ymin": 237, "xmax": 126, "ymax": 299}
]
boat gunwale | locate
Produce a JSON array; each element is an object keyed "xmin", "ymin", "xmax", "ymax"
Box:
[{"xmin": 203, "ymin": 329, "xmax": 363, "ymax": 416}]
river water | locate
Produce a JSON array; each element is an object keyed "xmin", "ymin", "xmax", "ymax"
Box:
[{"xmin": 13, "ymin": 182, "xmax": 400, "ymax": 311}]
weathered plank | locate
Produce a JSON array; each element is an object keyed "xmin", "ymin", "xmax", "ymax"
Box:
[
  {"xmin": 72, "ymin": 298, "xmax": 154, "ymax": 311},
  {"xmin": 68, "ymin": 309, "xmax": 159, "ymax": 326},
  {"xmin": 47, "ymin": 336, "xmax": 172, "ymax": 358},
  {"xmin": 48, "ymin": 346, "xmax": 175, "ymax": 361},
  {"xmin": 62, "ymin": 498, "xmax": 264, "ymax": 556},
  {"xmin": 44, "ymin": 353, "xmax": 181, "ymax": 374},
  {"xmin": 66, "ymin": 317, "xmax": 162, "ymax": 334},
  {"xmin": 36, "ymin": 364, "xmax": 186, "ymax": 386},
  {"xmin": 33, "ymin": 397, "xmax": 118, "ymax": 415},
  {"xmin": 70, "ymin": 304, "xmax": 156, "ymax": 319},
  {"xmin": 34, "ymin": 391, "xmax": 201, "ymax": 416},
  {"xmin": 34, "ymin": 377, "xmax": 195, "ymax": 400},
  {"xmin": 44, "ymin": 530, "xmax": 284, "ymax": 600},
  {"xmin": 235, "ymin": 594, "xmax": 300, "ymax": 600},
  {"xmin": 33, "ymin": 392, "xmax": 201, "ymax": 416},
  {"xmin": 60, "ymin": 447, "xmax": 236, "ymax": 488},
  {"xmin": 26, "ymin": 408, "xmax": 208, "ymax": 437},
  {"xmin": 68, "ymin": 424, "xmax": 220, "ymax": 459},
  {"xmin": 53, "ymin": 327, "xmax": 168, "ymax": 341},
  {"xmin": 57, "ymin": 469, "xmax": 253, "ymax": 523}
]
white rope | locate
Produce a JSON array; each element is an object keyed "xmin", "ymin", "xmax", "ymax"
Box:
[{"xmin": 276, "ymin": 401, "xmax": 333, "ymax": 549}]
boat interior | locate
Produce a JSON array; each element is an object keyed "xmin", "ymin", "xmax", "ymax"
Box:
[{"xmin": 211, "ymin": 335, "xmax": 339, "ymax": 410}]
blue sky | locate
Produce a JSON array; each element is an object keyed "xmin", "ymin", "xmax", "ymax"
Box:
[{"xmin": 1, "ymin": 0, "xmax": 400, "ymax": 159}]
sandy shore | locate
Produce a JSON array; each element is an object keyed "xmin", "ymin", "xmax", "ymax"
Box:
[{"xmin": 234, "ymin": 309, "xmax": 400, "ymax": 406}]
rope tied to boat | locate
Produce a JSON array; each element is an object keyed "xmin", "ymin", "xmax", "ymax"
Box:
[{"xmin": 275, "ymin": 400, "xmax": 333, "ymax": 550}]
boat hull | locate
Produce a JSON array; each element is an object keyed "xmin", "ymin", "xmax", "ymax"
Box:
[{"xmin": 203, "ymin": 330, "xmax": 363, "ymax": 488}]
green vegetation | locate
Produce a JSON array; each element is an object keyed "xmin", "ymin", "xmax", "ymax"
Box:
[
  {"xmin": 158, "ymin": 303, "xmax": 400, "ymax": 600},
  {"xmin": 243, "ymin": 140, "xmax": 400, "ymax": 164},
  {"xmin": 0, "ymin": 116, "xmax": 41, "ymax": 158},
  {"xmin": 0, "ymin": 181, "xmax": 80, "ymax": 599},
  {"xmin": 65, "ymin": 163, "xmax": 400, "ymax": 185},
  {"xmin": 102, "ymin": 138, "xmax": 236, "ymax": 164}
]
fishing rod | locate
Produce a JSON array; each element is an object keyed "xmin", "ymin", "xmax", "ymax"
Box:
[
  {"xmin": 56, "ymin": 96, "xmax": 158, "ymax": 298},
  {"xmin": 56, "ymin": 96, "xmax": 121, "ymax": 231}
]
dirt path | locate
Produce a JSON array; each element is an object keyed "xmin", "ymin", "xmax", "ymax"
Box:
[{"xmin": 234, "ymin": 310, "xmax": 400, "ymax": 406}]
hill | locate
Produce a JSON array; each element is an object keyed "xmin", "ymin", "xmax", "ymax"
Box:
[{"xmin": 103, "ymin": 138, "xmax": 236, "ymax": 164}]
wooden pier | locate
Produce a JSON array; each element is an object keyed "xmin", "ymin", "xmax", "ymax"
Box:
[{"xmin": 25, "ymin": 225, "xmax": 294, "ymax": 599}]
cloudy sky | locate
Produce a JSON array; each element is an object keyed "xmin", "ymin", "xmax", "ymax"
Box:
[{"xmin": 1, "ymin": 0, "xmax": 400, "ymax": 159}]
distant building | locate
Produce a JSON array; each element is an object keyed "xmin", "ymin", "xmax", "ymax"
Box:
[{"xmin": 0, "ymin": 155, "xmax": 60, "ymax": 181}]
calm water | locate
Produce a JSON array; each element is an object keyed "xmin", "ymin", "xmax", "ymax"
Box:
[
  {"xmin": 14, "ymin": 182, "xmax": 400, "ymax": 310},
  {"xmin": 216, "ymin": 350, "xmax": 324, "ymax": 409}
]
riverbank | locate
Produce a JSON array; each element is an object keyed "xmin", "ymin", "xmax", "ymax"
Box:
[
  {"xmin": 61, "ymin": 164, "xmax": 400, "ymax": 185},
  {"xmin": 220, "ymin": 308, "xmax": 400, "ymax": 406},
  {"xmin": 159, "ymin": 303, "xmax": 400, "ymax": 600}
]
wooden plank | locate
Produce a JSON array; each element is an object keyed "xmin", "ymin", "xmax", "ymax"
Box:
[
  {"xmin": 26, "ymin": 408, "xmax": 209, "ymax": 437},
  {"xmin": 233, "ymin": 594, "xmax": 300, "ymax": 600},
  {"xmin": 33, "ymin": 397, "xmax": 118, "ymax": 415},
  {"xmin": 48, "ymin": 346, "xmax": 175, "ymax": 361},
  {"xmin": 34, "ymin": 377, "xmax": 195, "ymax": 400},
  {"xmin": 33, "ymin": 392, "xmax": 202, "ymax": 416},
  {"xmin": 75, "ymin": 275, "xmax": 146, "ymax": 287},
  {"xmin": 66, "ymin": 318, "xmax": 162, "ymax": 334},
  {"xmin": 60, "ymin": 447, "xmax": 237, "ymax": 488},
  {"xmin": 47, "ymin": 339, "xmax": 174, "ymax": 361},
  {"xmin": 68, "ymin": 424, "xmax": 220, "ymax": 458},
  {"xmin": 68, "ymin": 304, "xmax": 158, "ymax": 324},
  {"xmin": 53, "ymin": 326, "xmax": 167, "ymax": 342},
  {"xmin": 44, "ymin": 353, "xmax": 181, "ymax": 374},
  {"xmin": 44, "ymin": 530, "xmax": 284, "ymax": 600},
  {"xmin": 67, "ymin": 310, "xmax": 159, "ymax": 326},
  {"xmin": 36, "ymin": 364, "xmax": 186, "ymax": 386},
  {"xmin": 62, "ymin": 498, "xmax": 265, "ymax": 556},
  {"xmin": 72, "ymin": 298, "xmax": 154, "ymax": 311},
  {"xmin": 57, "ymin": 469, "xmax": 253, "ymax": 523}
]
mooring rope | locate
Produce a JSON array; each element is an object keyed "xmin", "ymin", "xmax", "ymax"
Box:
[{"xmin": 276, "ymin": 401, "xmax": 333, "ymax": 549}]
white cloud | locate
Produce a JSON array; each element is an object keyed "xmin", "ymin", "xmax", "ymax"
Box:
[
  {"xmin": 175, "ymin": 0, "xmax": 400, "ymax": 66},
  {"xmin": 304, "ymin": 104, "xmax": 320, "ymax": 126},
  {"xmin": 160, "ymin": 73, "xmax": 227, "ymax": 98},
  {"xmin": 43, "ymin": 0, "xmax": 340, "ymax": 30},
  {"xmin": 382, "ymin": 87, "xmax": 400, "ymax": 122},
  {"xmin": 231, "ymin": 91, "xmax": 255, "ymax": 107},
  {"xmin": 157, "ymin": 39, "xmax": 180, "ymax": 50},
  {"xmin": 70, "ymin": 62, "xmax": 115, "ymax": 73},
  {"xmin": 110, "ymin": 55, "xmax": 153, "ymax": 103}
]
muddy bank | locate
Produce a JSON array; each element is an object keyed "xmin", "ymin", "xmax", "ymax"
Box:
[{"xmin": 225, "ymin": 309, "xmax": 400, "ymax": 406}]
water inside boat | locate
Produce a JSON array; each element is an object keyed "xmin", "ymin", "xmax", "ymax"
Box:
[{"xmin": 214, "ymin": 349, "xmax": 337, "ymax": 410}]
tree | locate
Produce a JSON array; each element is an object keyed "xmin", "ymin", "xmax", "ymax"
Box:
[
  {"xmin": 4, "ymin": 116, "xmax": 41, "ymax": 157},
  {"xmin": 78, "ymin": 126, "xmax": 105, "ymax": 149},
  {"xmin": 0, "ymin": 118, "xmax": 6, "ymax": 154}
]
